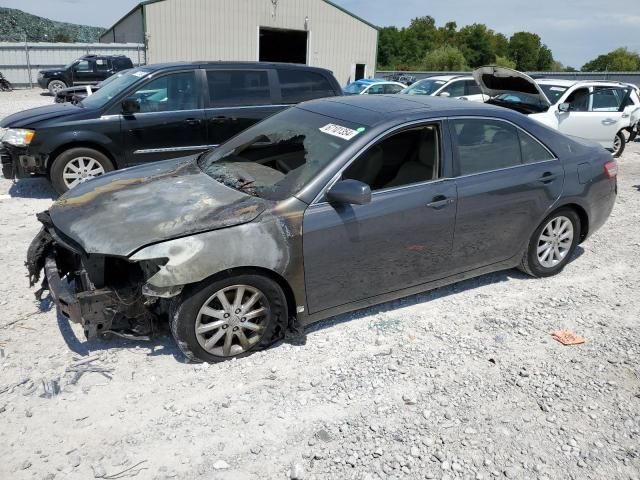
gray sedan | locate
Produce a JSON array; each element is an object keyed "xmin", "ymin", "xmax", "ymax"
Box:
[{"xmin": 27, "ymin": 95, "xmax": 617, "ymax": 362}]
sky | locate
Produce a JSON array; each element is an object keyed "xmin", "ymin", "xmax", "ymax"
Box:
[{"xmin": 1, "ymin": 0, "xmax": 639, "ymax": 68}]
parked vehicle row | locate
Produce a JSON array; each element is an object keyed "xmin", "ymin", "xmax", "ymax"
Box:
[
  {"xmin": 343, "ymin": 78, "xmax": 406, "ymax": 95},
  {"xmin": 1, "ymin": 62, "xmax": 342, "ymax": 193},
  {"xmin": 473, "ymin": 66, "xmax": 640, "ymax": 157},
  {"xmin": 27, "ymin": 95, "xmax": 617, "ymax": 362}
]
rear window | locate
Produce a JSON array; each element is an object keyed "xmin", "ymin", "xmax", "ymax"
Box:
[
  {"xmin": 277, "ymin": 69, "xmax": 336, "ymax": 103},
  {"xmin": 207, "ymin": 70, "xmax": 271, "ymax": 107},
  {"xmin": 112, "ymin": 57, "xmax": 133, "ymax": 70}
]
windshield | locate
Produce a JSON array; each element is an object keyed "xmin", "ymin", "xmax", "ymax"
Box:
[
  {"xmin": 198, "ymin": 107, "xmax": 368, "ymax": 201},
  {"xmin": 81, "ymin": 68, "xmax": 150, "ymax": 109},
  {"xmin": 343, "ymin": 82, "xmax": 369, "ymax": 94},
  {"xmin": 97, "ymin": 68, "xmax": 131, "ymax": 87},
  {"xmin": 401, "ymin": 79, "xmax": 447, "ymax": 96},
  {"xmin": 538, "ymin": 84, "xmax": 568, "ymax": 104}
]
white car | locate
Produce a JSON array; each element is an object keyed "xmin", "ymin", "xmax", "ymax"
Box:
[
  {"xmin": 473, "ymin": 67, "xmax": 640, "ymax": 157},
  {"xmin": 399, "ymin": 75, "xmax": 488, "ymax": 102},
  {"xmin": 343, "ymin": 79, "xmax": 407, "ymax": 95}
]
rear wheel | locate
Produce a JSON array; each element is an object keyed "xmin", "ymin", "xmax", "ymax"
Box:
[
  {"xmin": 519, "ymin": 208, "xmax": 581, "ymax": 278},
  {"xmin": 171, "ymin": 274, "xmax": 288, "ymax": 363},
  {"xmin": 47, "ymin": 80, "xmax": 67, "ymax": 95},
  {"xmin": 612, "ymin": 131, "xmax": 625, "ymax": 158},
  {"xmin": 50, "ymin": 147, "xmax": 114, "ymax": 194}
]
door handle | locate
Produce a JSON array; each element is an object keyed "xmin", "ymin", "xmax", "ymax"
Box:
[
  {"xmin": 185, "ymin": 118, "xmax": 201, "ymax": 126},
  {"xmin": 210, "ymin": 115, "xmax": 236, "ymax": 123},
  {"xmin": 601, "ymin": 118, "xmax": 617, "ymax": 125},
  {"xmin": 537, "ymin": 172, "xmax": 557, "ymax": 184},
  {"xmin": 427, "ymin": 195, "xmax": 454, "ymax": 209}
]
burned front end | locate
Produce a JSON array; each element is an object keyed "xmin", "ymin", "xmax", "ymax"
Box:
[{"xmin": 26, "ymin": 212, "xmax": 168, "ymax": 340}]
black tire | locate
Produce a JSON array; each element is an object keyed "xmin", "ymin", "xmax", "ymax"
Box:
[
  {"xmin": 170, "ymin": 274, "xmax": 288, "ymax": 363},
  {"xmin": 1, "ymin": 163, "xmax": 13, "ymax": 180},
  {"xmin": 612, "ymin": 131, "xmax": 625, "ymax": 158},
  {"xmin": 50, "ymin": 147, "xmax": 114, "ymax": 194},
  {"xmin": 47, "ymin": 80, "xmax": 67, "ymax": 95},
  {"xmin": 629, "ymin": 127, "xmax": 638, "ymax": 143},
  {"xmin": 519, "ymin": 208, "xmax": 581, "ymax": 278}
]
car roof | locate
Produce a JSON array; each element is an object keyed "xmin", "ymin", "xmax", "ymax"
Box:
[
  {"xmin": 423, "ymin": 75, "xmax": 465, "ymax": 82},
  {"xmin": 299, "ymin": 94, "xmax": 508, "ymax": 125},
  {"xmin": 536, "ymin": 79, "xmax": 577, "ymax": 87},
  {"xmin": 137, "ymin": 61, "xmax": 334, "ymax": 75}
]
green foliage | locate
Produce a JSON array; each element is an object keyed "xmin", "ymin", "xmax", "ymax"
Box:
[
  {"xmin": 377, "ymin": 16, "xmax": 557, "ymax": 72},
  {"xmin": 581, "ymin": 48, "xmax": 640, "ymax": 72},
  {"xmin": 422, "ymin": 46, "xmax": 468, "ymax": 71},
  {"xmin": 494, "ymin": 56, "xmax": 516, "ymax": 69},
  {"xmin": 0, "ymin": 7, "xmax": 104, "ymax": 43}
]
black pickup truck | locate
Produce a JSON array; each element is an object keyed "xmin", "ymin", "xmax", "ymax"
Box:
[{"xmin": 37, "ymin": 55, "xmax": 133, "ymax": 95}]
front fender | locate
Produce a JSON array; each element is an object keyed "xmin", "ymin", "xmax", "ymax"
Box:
[{"xmin": 43, "ymin": 130, "xmax": 123, "ymax": 169}]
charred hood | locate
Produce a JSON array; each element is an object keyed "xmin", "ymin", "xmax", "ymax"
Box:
[{"xmin": 47, "ymin": 157, "xmax": 267, "ymax": 257}]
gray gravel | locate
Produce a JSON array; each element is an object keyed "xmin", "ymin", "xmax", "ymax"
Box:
[{"xmin": 1, "ymin": 89, "xmax": 639, "ymax": 480}]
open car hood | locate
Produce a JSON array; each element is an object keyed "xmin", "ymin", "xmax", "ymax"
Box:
[
  {"xmin": 472, "ymin": 66, "xmax": 551, "ymax": 107},
  {"xmin": 48, "ymin": 157, "xmax": 267, "ymax": 257}
]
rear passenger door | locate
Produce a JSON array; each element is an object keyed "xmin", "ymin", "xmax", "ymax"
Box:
[
  {"xmin": 449, "ymin": 117, "xmax": 563, "ymax": 272},
  {"xmin": 205, "ymin": 69, "xmax": 280, "ymax": 146}
]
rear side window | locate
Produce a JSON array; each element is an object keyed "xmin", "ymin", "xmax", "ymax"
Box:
[
  {"xmin": 383, "ymin": 84, "xmax": 404, "ymax": 94},
  {"xmin": 451, "ymin": 118, "xmax": 552, "ymax": 176},
  {"xmin": 277, "ymin": 69, "xmax": 336, "ymax": 103},
  {"xmin": 441, "ymin": 80, "xmax": 465, "ymax": 97},
  {"xmin": 464, "ymin": 80, "xmax": 481, "ymax": 96},
  {"xmin": 207, "ymin": 70, "xmax": 271, "ymax": 107},
  {"xmin": 95, "ymin": 58, "xmax": 110, "ymax": 72}
]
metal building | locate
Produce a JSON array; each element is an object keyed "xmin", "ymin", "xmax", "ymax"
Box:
[{"xmin": 100, "ymin": 0, "xmax": 378, "ymax": 85}]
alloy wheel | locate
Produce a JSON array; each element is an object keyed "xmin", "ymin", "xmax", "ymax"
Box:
[
  {"xmin": 536, "ymin": 216, "xmax": 574, "ymax": 268},
  {"xmin": 613, "ymin": 134, "xmax": 622, "ymax": 156},
  {"xmin": 195, "ymin": 285, "xmax": 269, "ymax": 357},
  {"xmin": 62, "ymin": 156, "xmax": 106, "ymax": 189}
]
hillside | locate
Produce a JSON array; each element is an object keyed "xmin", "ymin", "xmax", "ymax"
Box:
[{"xmin": 0, "ymin": 7, "xmax": 104, "ymax": 43}]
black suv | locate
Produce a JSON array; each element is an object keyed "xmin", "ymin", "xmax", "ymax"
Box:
[
  {"xmin": 1, "ymin": 62, "xmax": 342, "ymax": 193},
  {"xmin": 37, "ymin": 55, "xmax": 134, "ymax": 95}
]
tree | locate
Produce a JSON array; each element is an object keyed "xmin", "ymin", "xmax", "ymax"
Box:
[
  {"xmin": 458, "ymin": 24, "xmax": 494, "ymax": 68},
  {"xmin": 537, "ymin": 44, "xmax": 554, "ymax": 70},
  {"xmin": 491, "ymin": 33, "xmax": 510, "ymax": 58},
  {"xmin": 422, "ymin": 46, "xmax": 468, "ymax": 71},
  {"xmin": 508, "ymin": 32, "xmax": 542, "ymax": 71},
  {"xmin": 581, "ymin": 48, "xmax": 640, "ymax": 71},
  {"xmin": 494, "ymin": 56, "xmax": 516, "ymax": 69}
]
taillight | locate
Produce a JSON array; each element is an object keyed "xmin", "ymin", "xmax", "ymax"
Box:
[{"xmin": 604, "ymin": 160, "xmax": 618, "ymax": 178}]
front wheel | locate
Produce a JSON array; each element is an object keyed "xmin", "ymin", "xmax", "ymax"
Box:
[
  {"xmin": 612, "ymin": 131, "xmax": 625, "ymax": 158},
  {"xmin": 519, "ymin": 208, "xmax": 581, "ymax": 278},
  {"xmin": 50, "ymin": 147, "xmax": 114, "ymax": 194},
  {"xmin": 47, "ymin": 80, "xmax": 67, "ymax": 95},
  {"xmin": 171, "ymin": 275, "xmax": 288, "ymax": 363}
]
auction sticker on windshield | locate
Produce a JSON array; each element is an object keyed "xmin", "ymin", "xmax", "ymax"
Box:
[{"xmin": 319, "ymin": 124, "xmax": 361, "ymax": 141}]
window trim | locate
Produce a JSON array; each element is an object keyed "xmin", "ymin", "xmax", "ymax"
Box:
[
  {"xmin": 311, "ymin": 118, "xmax": 445, "ymax": 206},
  {"xmin": 448, "ymin": 116, "xmax": 558, "ymax": 179}
]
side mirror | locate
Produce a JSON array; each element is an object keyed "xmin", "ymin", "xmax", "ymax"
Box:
[
  {"xmin": 326, "ymin": 179, "xmax": 371, "ymax": 205},
  {"xmin": 558, "ymin": 102, "xmax": 571, "ymax": 113},
  {"xmin": 121, "ymin": 98, "xmax": 140, "ymax": 115},
  {"xmin": 438, "ymin": 91, "xmax": 451, "ymax": 98}
]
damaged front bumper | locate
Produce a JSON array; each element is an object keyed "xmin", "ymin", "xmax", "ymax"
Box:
[
  {"xmin": 0, "ymin": 143, "xmax": 47, "ymax": 179},
  {"xmin": 27, "ymin": 217, "xmax": 169, "ymax": 340}
]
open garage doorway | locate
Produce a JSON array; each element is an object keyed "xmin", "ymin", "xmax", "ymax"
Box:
[{"xmin": 259, "ymin": 28, "xmax": 308, "ymax": 64}]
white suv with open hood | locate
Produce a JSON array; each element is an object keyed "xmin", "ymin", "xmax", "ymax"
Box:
[{"xmin": 473, "ymin": 66, "xmax": 640, "ymax": 157}]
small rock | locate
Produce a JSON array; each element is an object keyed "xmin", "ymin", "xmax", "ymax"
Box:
[
  {"xmin": 213, "ymin": 460, "xmax": 230, "ymax": 470},
  {"xmin": 20, "ymin": 460, "xmax": 32, "ymax": 470},
  {"xmin": 402, "ymin": 394, "xmax": 417, "ymax": 405},
  {"xmin": 69, "ymin": 454, "xmax": 81, "ymax": 468},
  {"xmin": 290, "ymin": 462, "xmax": 305, "ymax": 479},
  {"xmin": 92, "ymin": 464, "xmax": 106, "ymax": 478}
]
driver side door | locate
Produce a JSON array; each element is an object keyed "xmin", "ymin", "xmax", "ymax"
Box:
[
  {"xmin": 122, "ymin": 69, "xmax": 207, "ymax": 166},
  {"xmin": 303, "ymin": 122, "xmax": 457, "ymax": 314}
]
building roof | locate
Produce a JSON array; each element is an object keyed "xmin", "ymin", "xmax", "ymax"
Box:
[{"xmin": 100, "ymin": 0, "xmax": 378, "ymax": 39}]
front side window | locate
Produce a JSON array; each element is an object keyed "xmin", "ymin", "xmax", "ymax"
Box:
[
  {"xmin": 207, "ymin": 70, "xmax": 271, "ymax": 107},
  {"xmin": 344, "ymin": 81, "xmax": 368, "ymax": 94},
  {"xmin": 440, "ymin": 80, "xmax": 465, "ymax": 97},
  {"xmin": 343, "ymin": 125, "xmax": 439, "ymax": 190},
  {"xmin": 74, "ymin": 60, "xmax": 92, "ymax": 72},
  {"xmin": 464, "ymin": 80, "xmax": 482, "ymax": 96},
  {"xmin": 277, "ymin": 69, "xmax": 335, "ymax": 103},
  {"xmin": 199, "ymin": 107, "xmax": 368, "ymax": 200},
  {"xmin": 366, "ymin": 84, "xmax": 385, "ymax": 95},
  {"xmin": 384, "ymin": 84, "xmax": 404, "ymax": 94},
  {"xmin": 128, "ymin": 71, "xmax": 198, "ymax": 113},
  {"xmin": 565, "ymin": 88, "xmax": 590, "ymax": 111},
  {"xmin": 452, "ymin": 119, "xmax": 553, "ymax": 175}
]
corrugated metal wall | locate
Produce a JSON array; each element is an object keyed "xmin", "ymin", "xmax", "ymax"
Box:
[
  {"xmin": 0, "ymin": 43, "xmax": 146, "ymax": 87},
  {"xmin": 100, "ymin": 8, "xmax": 145, "ymax": 44},
  {"xmin": 144, "ymin": 0, "xmax": 377, "ymax": 85}
]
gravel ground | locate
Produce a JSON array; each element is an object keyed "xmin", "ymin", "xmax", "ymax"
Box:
[{"xmin": 1, "ymin": 89, "xmax": 639, "ymax": 480}]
